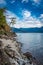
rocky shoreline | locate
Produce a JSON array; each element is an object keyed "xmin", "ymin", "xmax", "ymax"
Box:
[{"xmin": 0, "ymin": 34, "xmax": 38, "ymax": 65}]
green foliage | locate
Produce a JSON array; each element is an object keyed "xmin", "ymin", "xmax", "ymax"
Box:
[
  {"xmin": 0, "ymin": 8, "xmax": 10, "ymax": 34},
  {"xmin": 0, "ymin": 8, "xmax": 6, "ymax": 28}
]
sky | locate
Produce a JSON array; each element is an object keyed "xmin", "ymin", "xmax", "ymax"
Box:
[{"xmin": 0, "ymin": 0, "xmax": 43, "ymax": 28}]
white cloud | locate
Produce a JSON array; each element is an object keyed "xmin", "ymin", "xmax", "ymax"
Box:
[
  {"xmin": 33, "ymin": 0, "xmax": 40, "ymax": 3},
  {"xmin": 17, "ymin": 10, "xmax": 43, "ymax": 28},
  {"xmin": 5, "ymin": 10, "xmax": 16, "ymax": 18},
  {"xmin": 0, "ymin": 0, "xmax": 6, "ymax": 4},
  {"xmin": 14, "ymin": 21, "xmax": 42, "ymax": 28},
  {"xmin": 5, "ymin": 10, "xmax": 43, "ymax": 28},
  {"xmin": 13, "ymin": 10, "xmax": 43, "ymax": 28},
  {"xmin": 11, "ymin": 0, "xmax": 15, "ymax": 4},
  {"xmin": 32, "ymin": 0, "xmax": 41, "ymax": 6},
  {"xmin": 4, "ymin": 10, "xmax": 19, "ymax": 26},
  {"xmin": 22, "ymin": 0, "xmax": 28, "ymax": 3},
  {"xmin": 40, "ymin": 14, "xmax": 43, "ymax": 18},
  {"xmin": 22, "ymin": 10, "xmax": 31, "ymax": 18},
  {"xmin": 39, "ymin": 14, "xmax": 43, "ymax": 22}
]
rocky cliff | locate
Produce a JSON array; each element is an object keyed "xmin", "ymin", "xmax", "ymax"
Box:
[{"xmin": 0, "ymin": 35, "xmax": 38, "ymax": 65}]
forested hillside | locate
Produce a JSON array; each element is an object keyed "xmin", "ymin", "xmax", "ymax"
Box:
[{"xmin": 0, "ymin": 8, "xmax": 10, "ymax": 33}]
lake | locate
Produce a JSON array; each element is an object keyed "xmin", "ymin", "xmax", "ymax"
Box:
[{"xmin": 16, "ymin": 33, "xmax": 43, "ymax": 65}]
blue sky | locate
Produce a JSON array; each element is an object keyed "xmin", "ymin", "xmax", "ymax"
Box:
[{"xmin": 0, "ymin": 0, "xmax": 43, "ymax": 28}]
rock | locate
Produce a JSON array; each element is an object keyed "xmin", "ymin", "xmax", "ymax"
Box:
[
  {"xmin": 4, "ymin": 46, "xmax": 15, "ymax": 59},
  {"xmin": 0, "ymin": 35, "xmax": 38, "ymax": 65},
  {"xmin": 23, "ymin": 52, "xmax": 32, "ymax": 60},
  {"xmin": 0, "ymin": 48, "xmax": 11, "ymax": 65},
  {"xmin": 22, "ymin": 62, "xmax": 25, "ymax": 65},
  {"xmin": 6, "ymin": 44, "xmax": 11, "ymax": 48},
  {"xmin": 23, "ymin": 52, "xmax": 38, "ymax": 65},
  {"xmin": 0, "ymin": 41, "xmax": 4, "ymax": 49},
  {"xmin": 0, "ymin": 36, "xmax": 2, "ymax": 39},
  {"xmin": 0, "ymin": 41, "xmax": 3, "ymax": 47}
]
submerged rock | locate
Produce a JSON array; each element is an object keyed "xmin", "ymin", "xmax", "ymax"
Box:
[
  {"xmin": 23, "ymin": 52, "xmax": 32, "ymax": 60},
  {"xmin": 23, "ymin": 52, "xmax": 38, "ymax": 65}
]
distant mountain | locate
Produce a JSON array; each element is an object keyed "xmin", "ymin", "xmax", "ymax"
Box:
[{"xmin": 11, "ymin": 27, "xmax": 43, "ymax": 33}]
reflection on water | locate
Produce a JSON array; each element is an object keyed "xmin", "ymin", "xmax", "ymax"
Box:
[{"xmin": 16, "ymin": 33, "xmax": 43, "ymax": 65}]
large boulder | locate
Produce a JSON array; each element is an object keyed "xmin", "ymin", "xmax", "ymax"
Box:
[
  {"xmin": 0, "ymin": 42, "xmax": 11, "ymax": 65},
  {"xmin": 4, "ymin": 45, "xmax": 15, "ymax": 58},
  {"xmin": 23, "ymin": 52, "xmax": 32, "ymax": 60},
  {"xmin": 23, "ymin": 52, "xmax": 38, "ymax": 65}
]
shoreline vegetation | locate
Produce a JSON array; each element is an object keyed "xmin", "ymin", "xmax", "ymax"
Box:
[{"xmin": 0, "ymin": 8, "xmax": 38, "ymax": 65}]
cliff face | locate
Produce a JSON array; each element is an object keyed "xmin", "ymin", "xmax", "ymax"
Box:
[
  {"xmin": 0, "ymin": 35, "xmax": 38, "ymax": 65},
  {"xmin": 0, "ymin": 8, "xmax": 10, "ymax": 33}
]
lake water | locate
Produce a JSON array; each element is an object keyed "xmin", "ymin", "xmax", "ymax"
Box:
[{"xmin": 16, "ymin": 33, "xmax": 43, "ymax": 65}]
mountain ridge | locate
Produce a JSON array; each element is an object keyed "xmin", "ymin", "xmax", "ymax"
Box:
[{"xmin": 11, "ymin": 27, "xmax": 43, "ymax": 33}]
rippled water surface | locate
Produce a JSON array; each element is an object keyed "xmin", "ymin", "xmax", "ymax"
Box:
[{"xmin": 16, "ymin": 33, "xmax": 43, "ymax": 65}]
